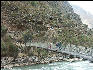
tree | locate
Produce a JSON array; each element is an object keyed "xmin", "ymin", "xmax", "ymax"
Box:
[{"xmin": 23, "ymin": 32, "xmax": 32, "ymax": 46}]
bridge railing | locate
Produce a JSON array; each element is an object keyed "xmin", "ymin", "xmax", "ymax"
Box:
[{"xmin": 20, "ymin": 42, "xmax": 93, "ymax": 57}]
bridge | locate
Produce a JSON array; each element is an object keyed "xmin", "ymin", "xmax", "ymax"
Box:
[{"xmin": 17, "ymin": 42, "xmax": 93, "ymax": 62}]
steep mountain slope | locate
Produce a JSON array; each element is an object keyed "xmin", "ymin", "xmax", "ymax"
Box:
[{"xmin": 1, "ymin": 1, "xmax": 93, "ymax": 57}]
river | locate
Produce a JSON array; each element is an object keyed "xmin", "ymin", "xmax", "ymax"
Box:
[{"xmin": 1, "ymin": 61, "xmax": 93, "ymax": 70}]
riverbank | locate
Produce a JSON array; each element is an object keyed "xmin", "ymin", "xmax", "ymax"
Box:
[
  {"xmin": 2, "ymin": 44, "xmax": 92, "ymax": 69},
  {"xmin": 1, "ymin": 56, "xmax": 83, "ymax": 69},
  {"xmin": 1, "ymin": 45, "xmax": 85, "ymax": 69},
  {"xmin": 2, "ymin": 61, "xmax": 93, "ymax": 70}
]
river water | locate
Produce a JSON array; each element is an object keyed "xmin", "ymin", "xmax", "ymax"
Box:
[{"xmin": 1, "ymin": 61, "xmax": 93, "ymax": 70}]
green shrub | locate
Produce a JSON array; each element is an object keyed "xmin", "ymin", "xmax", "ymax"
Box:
[
  {"xmin": 1, "ymin": 25, "xmax": 7, "ymax": 37},
  {"xmin": 7, "ymin": 43, "xmax": 19, "ymax": 58},
  {"xmin": 1, "ymin": 41, "xmax": 7, "ymax": 56},
  {"xmin": 30, "ymin": 1, "xmax": 37, "ymax": 7}
]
